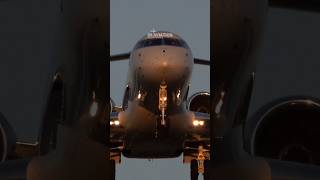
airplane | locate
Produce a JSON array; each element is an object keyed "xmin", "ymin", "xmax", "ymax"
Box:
[
  {"xmin": 1, "ymin": 0, "xmax": 320, "ymax": 180},
  {"xmin": 109, "ymin": 30, "xmax": 211, "ymax": 180}
]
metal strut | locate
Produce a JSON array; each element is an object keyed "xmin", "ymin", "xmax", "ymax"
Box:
[
  {"xmin": 159, "ymin": 81, "xmax": 168, "ymax": 126},
  {"xmin": 197, "ymin": 146, "xmax": 206, "ymax": 174}
]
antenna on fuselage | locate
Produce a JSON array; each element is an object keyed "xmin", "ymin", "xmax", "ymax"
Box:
[{"xmin": 150, "ymin": 28, "xmax": 157, "ymax": 33}]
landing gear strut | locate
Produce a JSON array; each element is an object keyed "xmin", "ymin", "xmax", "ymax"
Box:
[
  {"xmin": 159, "ymin": 81, "xmax": 167, "ymax": 126},
  {"xmin": 190, "ymin": 146, "xmax": 210, "ymax": 180},
  {"xmin": 191, "ymin": 159, "xmax": 210, "ymax": 180}
]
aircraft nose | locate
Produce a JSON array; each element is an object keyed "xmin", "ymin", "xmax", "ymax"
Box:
[
  {"xmin": 162, "ymin": 61, "xmax": 168, "ymax": 68},
  {"xmin": 132, "ymin": 47, "xmax": 193, "ymax": 82},
  {"xmin": 155, "ymin": 57, "xmax": 191, "ymax": 82},
  {"xmin": 160, "ymin": 60, "xmax": 170, "ymax": 72}
]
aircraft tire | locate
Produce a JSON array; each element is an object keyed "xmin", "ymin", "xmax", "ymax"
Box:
[
  {"xmin": 190, "ymin": 159, "xmax": 199, "ymax": 180},
  {"xmin": 203, "ymin": 160, "xmax": 210, "ymax": 180},
  {"xmin": 110, "ymin": 160, "xmax": 116, "ymax": 180}
]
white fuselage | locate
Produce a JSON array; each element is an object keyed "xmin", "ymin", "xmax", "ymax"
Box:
[{"xmin": 122, "ymin": 32, "xmax": 195, "ymax": 158}]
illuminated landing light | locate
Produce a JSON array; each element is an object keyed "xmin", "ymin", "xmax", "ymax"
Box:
[
  {"xmin": 110, "ymin": 120, "xmax": 120, "ymax": 126},
  {"xmin": 138, "ymin": 90, "xmax": 142, "ymax": 99},
  {"xmin": 90, "ymin": 101, "xmax": 98, "ymax": 117},
  {"xmin": 193, "ymin": 120, "xmax": 204, "ymax": 127},
  {"xmin": 114, "ymin": 120, "xmax": 120, "ymax": 126},
  {"xmin": 199, "ymin": 121, "xmax": 204, "ymax": 126}
]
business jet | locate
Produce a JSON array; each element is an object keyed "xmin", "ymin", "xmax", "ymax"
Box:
[{"xmin": 109, "ymin": 30, "xmax": 210, "ymax": 179}]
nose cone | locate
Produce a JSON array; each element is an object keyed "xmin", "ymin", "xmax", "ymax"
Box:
[
  {"xmin": 162, "ymin": 61, "xmax": 168, "ymax": 68},
  {"xmin": 157, "ymin": 59, "xmax": 188, "ymax": 82},
  {"xmin": 131, "ymin": 46, "xmax": 193, "ymax": 83}
]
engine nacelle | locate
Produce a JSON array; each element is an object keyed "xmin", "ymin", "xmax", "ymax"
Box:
[
  {"xmin": 109, "ymin": 98, "xmax": 116, "ymax": 113},
  {"xmin": 0, "ymin": 113, "xmax": 16, "ymax": 162},
  {"xmin": 245, "ymin": 96, "xmax": 320, "ymax": 166},
  {"xmin": 187, "ymin": 92, "xmax": 210, "ymax": 113}
]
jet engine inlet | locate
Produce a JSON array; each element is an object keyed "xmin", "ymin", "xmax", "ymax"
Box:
[
  {"xmin": 247, "ymin": 97, "xmax": 320, "ymax": 166},
  {"xmin": 0, "ymin": 113, "xmax": 16, "ymax": 162},
  {"xmin": 187, "ymin": 92, "xmax": 210, "ymax": 113},
  {"xmin": 109, "ymin": 98, "xmax": 116, "ymax": 113}
]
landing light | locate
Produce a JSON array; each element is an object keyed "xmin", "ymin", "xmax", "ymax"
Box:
[
  {"xmin": 199, "ymin": 121, "xmax": 204, "ymax": 126},
  {"xmin": 114, "ymin": 120, "xmax": 120, "ymax": 126},
  {"xmin": 110, "ymin": 120, "xmax": 120, "ymax": 126},
  {"xmin": 193, "ymin": 120, "xmax": 204, "ymax": 127},
  {"xmin": 193, "ymin": 120, "xmax": 199, "ymax": 126}
]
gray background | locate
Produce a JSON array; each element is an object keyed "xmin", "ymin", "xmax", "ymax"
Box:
[{"xmin": 110, "ymin": 0, "xmax": 209, "ymax": 179}]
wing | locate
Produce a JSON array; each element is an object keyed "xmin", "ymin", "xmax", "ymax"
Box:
[
  {"xmin": 194, "ymin": 58, "xmax": 210, "ymax": 66},
  {"xmin": 110, "ymin": 53, "xmax": 210, "ymax": 65},
  {"xmin": 110, "ymin": 52, "xmax": 130, "ymax": 62}
]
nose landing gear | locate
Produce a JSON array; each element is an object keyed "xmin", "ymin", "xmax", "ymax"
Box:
[
  {"xmin": 197, "ymin": 146, "xmax": 206, "ymax": 174},
  {"xmin": 159, "ymin": 81, "xmax": 168, "ymax": 126},
  {"xmin": 190, "ymin": 146, "xmax": 210, "ymax": 180}
]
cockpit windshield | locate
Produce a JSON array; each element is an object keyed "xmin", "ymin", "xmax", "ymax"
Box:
[{"xmin": 134, "ymin": 38, "xmax": 189, "ymax": 50}]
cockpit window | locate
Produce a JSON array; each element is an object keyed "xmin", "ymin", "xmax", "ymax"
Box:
[
  {"xmin": 179, "ymin": 40, "xmax": 189, "ymax": 48},
  {"xmin": 145, "ymin": 39, "xmax": 163, "ymax": 46},
  {"xmin": 163, "ymin": 38, "xmax": 181, "ymax": 46},
  {"xmin": 134, "ymin": 40, "xmax": 145, "ymax": 49},
  {"xmin": 134, "ymin": 38, "xmax": 189, "ymax": 49}
]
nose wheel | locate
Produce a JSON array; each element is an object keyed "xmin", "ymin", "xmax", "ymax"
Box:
[
  {"xmin": 109, "ymin": 160, "xmax": 116, "ymax": 180},
  {"xmin": 190, "ymin": 159, "xmax": 210, "ymax": 180},
  {"xmin": 190, "ymin": 146, "xmax": 210, "ymax": 180},
  {"xmin": 191, "ymin": 159, "xmax": 199, "ymax": 180}
]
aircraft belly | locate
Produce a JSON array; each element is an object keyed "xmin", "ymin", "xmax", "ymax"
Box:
[
  {"xmin": 123, "ymin": 132, "xmax": 184, "ymax": 158},
  {"xmin": 123, "ymin": 103, "xmax": 188, "ymax": 158},
  {"xmin": 125, "ymin": 101, "xmax": 157, "ymax": 134}
]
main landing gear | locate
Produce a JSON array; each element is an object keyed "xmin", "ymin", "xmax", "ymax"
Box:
[{"xmin": 109, "ymin": 160, "xmax": 116, "ymax": 180}]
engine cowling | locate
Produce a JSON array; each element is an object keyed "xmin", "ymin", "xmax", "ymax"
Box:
[
  {"xmin": 245, "ymin": 96, "xmax": 320, "ymax": 166},
  {"xmin": 0, "ymin": 113, "xmax": 16, "ymax": 162},
  {"xmin": 109, "ymin": 98, "xmax": 116, "ymax": 113},
  {"xmin": 187, "ymin": 92, "xmax": 210, "ymax": 113}
]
